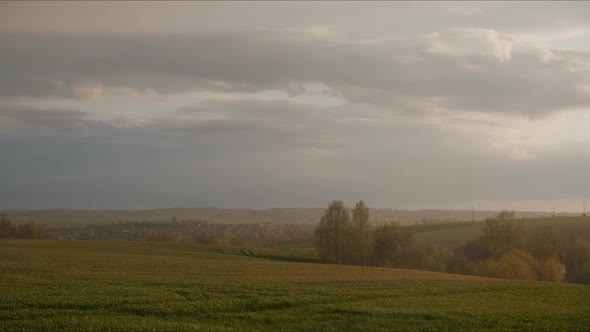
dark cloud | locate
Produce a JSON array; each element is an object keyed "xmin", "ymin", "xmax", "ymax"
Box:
[
  {"xmin": 0, "ymin": 105, "xmax": 92, "ymax": 132},
  {"xmin": 2, "ymin": 30, "xmax": 589, "ymax": 117},
  {"xmin": 1, "ymin": 3, "xmax": 589, "ymax": 210}
]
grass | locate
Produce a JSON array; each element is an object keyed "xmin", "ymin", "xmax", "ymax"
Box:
[
  {"xmin": 275, "ymin": 216, "xmax": 590, "ymax": 251},
  {"xmin": 1, "ymin": 208, "xmax": 562, "ymax": 226},
  {"xmin": 414, "ymin": 216, "xmax": 590, "ymax": 249},
  {"xmin": 1, "ymin": 240, "xmax": 590, "ymax": 331}
]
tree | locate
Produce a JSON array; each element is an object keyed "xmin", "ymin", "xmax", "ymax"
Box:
[
  {"xmin": 454, "ymin": 239, "xmax": 489, "ymax": 262},
  {"xmin": 16, "ymin": 222, "xmax": 44, "ymax": 239},
  {"xmin": 314, "ymin": 201, "xmax": 351, "ymax": 263},
  {"xmin": 530, "ymin": 226, "xmax": 560, "ymax": 259},
  {"xmin": 349, "ymin": 201, "xmax": 374, "ymax": 265},
  {"xmin": 562, "ymin": 237, "xmax": 590, "ymax": 283},
  {"xmin": 402, "ymin": 242, "xmax": 453, "ymax": 272},
  {"xmin": 538, "ymin": 256, "xmax": 566, "ymax": 282},
  {"xmin": 482, "ymin": 249, "xmax": 539, "ymax": 281},
  {"xmin": 372, "ymin": 222, "xmax": 414, "ymax": 267},
  {"xmin": 450, "ymin": 239, "xmax": 490, "ymax": 275},
  {"xmin": 497, "ymin": 210, "xmax": 515, "ymax": 221},
  {"xmin": 481, "ymin": 210, "xmax": 526, "ymax": 258},
  {"xmin": 0, "ymin": 215, "xmax": 16, "ymax": 238}
]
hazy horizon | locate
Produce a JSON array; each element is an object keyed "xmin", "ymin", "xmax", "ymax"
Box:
[
  {"xmin": 1, "ymin": 2, "xmax": 589, "ymax": 211},
  {"xmin": 0, "ymin": 202, "xmax": 586, "ymax": 215}
]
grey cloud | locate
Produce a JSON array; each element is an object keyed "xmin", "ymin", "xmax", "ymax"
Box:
[
  {"xmin": 2, "ymin": 2, "xmax": 589, "ymax": 38},
  {"xmin": 3, "ymin": 113, "xmax": 588, "ymax": 209},
  {"xmin": 0, "ymin": 105, "xmax": 92, "ymax": 132},
  {"xmin": 1, "ymin": 3, "xmax": 589, "ymax": 210},
  {"xmin": 174, "ymin": 99, "xmax": 377, "ymax": 145},
  {"xmin": 2, "ymin": 29, "xmax": 589, "ymax": 118}
]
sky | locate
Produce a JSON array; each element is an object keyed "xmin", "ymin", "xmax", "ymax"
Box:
[{"xmin": 1, "ymin": 2, "xmax": 589, "ymax": 211}]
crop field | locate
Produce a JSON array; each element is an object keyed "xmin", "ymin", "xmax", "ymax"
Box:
[
  {"xmin": 1, "ymin": 240, "xmax": 590, "ymax": 331},
  {"xmin": 276, "ymin": 216, "xmax": 590, "ymax": 251},
  {"xmin": 414, "ymin": 216, "xmax": 590, "ymax": 249},
  {"xmin": 1, "ymin": 208, "xmax": 560, "ymax": 226}
]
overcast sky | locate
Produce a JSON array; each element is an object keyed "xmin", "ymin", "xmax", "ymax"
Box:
[{"xmin": 1, "ymin": 2, "xmax": 589, "ymax": 211}]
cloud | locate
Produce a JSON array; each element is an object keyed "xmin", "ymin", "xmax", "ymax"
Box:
[
  {"xmin": 423, "ymin": 28, "xmax": 513, "ymax": 62},
  {"xmin": 443, "ymin": 4, "xmax": 483, "ymax": 17},
  {"xmin": 2, "ymin": 27, "xmax": 589, "ymax": 120},
  {"xmin": 1, "ymin": 2, "xmax": 590, "ymax": 210},
  {"xmin": 0, "ymin": 105, "xmax": 92, "ymax": 132},
  {"xmin": 70, "ymin": 82, "xmax": 104, "ymax": 102}
]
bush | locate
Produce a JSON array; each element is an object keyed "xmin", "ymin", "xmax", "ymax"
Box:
[
  {"xmin": 538, "ymin": 256, "xmax": 566, "ymax": 282},
  {"xmin": 561, "ymin": 237, "xmax": 590, "ymax": 283},
  {"xmin": 372, "ymin": 222, "xmax": 414, "ymax": 267},
  {"xmin": 0, "ymin": 215, "xmax": 16, "ymax": 238},
  {"xmin": 401, "ymin": 242, "xmax": 452, "ymax": 273},
  {"xmin": 454, "ymin": 239, "xmax": 489, "ymax": 262},
  {"xmin": 16, "ymin": 222, "xmax": 44, "ymax": 239},
  {"xmin": 481, "ymin": 213, "xmax": 526, "ymax": 258},
  {"xmin": 483, "ymin": 249, "xmax": 538, "ymax": 280},
  {"xmin": 530, "ymin": 226, "xmax": 561, "ymax": 259}
]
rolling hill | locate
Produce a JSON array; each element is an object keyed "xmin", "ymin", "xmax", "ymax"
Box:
[
  {"xmin": 0, "ymin": 207, "xmax": 569, "ymax": 226},
  {"xmin": 1, "ymin": 239, "xmax": 589, "ymax": 331}
]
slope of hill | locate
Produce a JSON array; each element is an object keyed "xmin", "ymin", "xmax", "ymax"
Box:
[
  {"xmin": 0, "ymin": 207, "xmax": 568, "ymax": 226},
  {"xmin": 274, "ymin": 216, "xmax": 590, "ymax": 251},
  {"xmin": 414, "ymin": 216, "xmax": 590, "ymax": 249},
  {"xmin": 1, "ymin": 240, "xmax": 589, "ymax": 331}
]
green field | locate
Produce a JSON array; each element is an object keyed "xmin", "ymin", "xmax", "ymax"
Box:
[
  {"xmin": 1, "ymin": 240, "xmax": 590, "ymax": 331},
  {"xmin": 278, "ymin": 216, "xmax": 590, "ymax": 251},
  {"xmin": 0, "ymin": 208, "xmax": 560, "ymax": 226},
  {"xmin": 414, "ymin": 216, "xmax": 590, "ymax": 249}
]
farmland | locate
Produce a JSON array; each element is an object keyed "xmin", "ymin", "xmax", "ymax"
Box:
[
  {"xmin": 1, "ymin": 208, "xmax": 560, "ymax": 226},
  {"xmin": 1, "ymin": 240, "xmax": 590, "ymax": 331},
  {"xmin": 413, "ymin": 216, "xmax": 590, "ymax": 249},
  {"xmin": 275, "ymin": 216, "xmax": 590, "ymax": 251}
]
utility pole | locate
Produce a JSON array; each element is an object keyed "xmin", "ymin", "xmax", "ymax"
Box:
[
  {"xmin": 472, "ymin": 205, "xmax": 475, "ymax": 223},
  {"xmin": 584, "ymin": 200, "xmax": 587, "ymax": 217}
]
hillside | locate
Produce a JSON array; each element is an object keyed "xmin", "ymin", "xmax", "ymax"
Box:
[
  {"xmin": 274, "ymin": 216, "xmax": 590, "ymax": 251},
  {"xmin": 413, "ymin": 216, "xmax": 590, "ymax": 249},
  {"xmin": 1, "ymin": 240, "xmax": 590, "ymax": 331},
  {"xmin": 0, "ymin": 207, "xmax": 567, "ymax": 226}
]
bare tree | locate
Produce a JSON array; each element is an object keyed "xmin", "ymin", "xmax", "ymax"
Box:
[
  {"xmin": 0, "ymin": 215, "xmax": 16, "ymax": 238},
  {"xmin": 314, "ymin": 201, "xmax": 351, "ymax": 263},
  {"xmin": 350, "ymin": 201, "xmax": 374, "ymax": 265}
]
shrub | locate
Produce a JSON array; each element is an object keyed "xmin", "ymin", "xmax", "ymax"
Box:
[
  {"xmin": 0, "ymin": 215, "xmax": 16, "ymax": 238},
  {"xmin": 401, "ymin": 242, "xmax": 452, "ymax": 273},
  {"xmin": 481, "ymin": 213, "xmax": 526, "ymax": 258},
  {"xmin": 16, "ymin": 222, "xmax": 44, "ymax": 239},
  {"xmin": 538, "ymin": 256, "xmax": 566, "ymax": 282},
  {"xmin": 530, "ymin": 226, "xmax": 561, "ymax": 259},
  {"xmin": 454, "ymin": 239, "xmax": 489, "ymax": 262},
  {"xmin": 483, "ymin": 249, "xmax": 538, "ymax": 280},
  {"xmin": 372, "ymin": 222, "xmax": 414, "ymax": 267},
  {"xmin": 561, "ymin": 237, "xmax": 590, "ymax": 283}
]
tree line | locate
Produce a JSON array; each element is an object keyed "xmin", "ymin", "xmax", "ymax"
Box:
[
  {"xmin": 0, "ymin": 215, "xmax": 44, "ymax": 239},
  {"xmin": 452, "ymin": 210, "xmax": 590, "ymax": 283},
  {"xmin": 314, "ymin": 201, "xmax": 590, "ymax": 283},
  {"xmin": 315, "ymin": 200, "xmax": 432, "ymax": 269}
]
